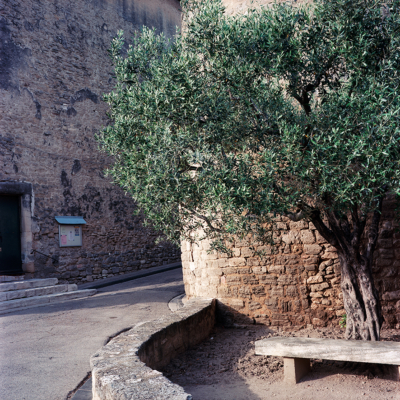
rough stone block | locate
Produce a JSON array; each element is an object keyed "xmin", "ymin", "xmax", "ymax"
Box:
[
  {"xmin": 224, "ymin": 267, "xmax": 238, "ymax": 275},
  {"xmin": 276, "ymin": 222, "xmax": 287, "ymax": 230},
  {"xmin": 249, "ymin": 301, "xmax": 262, "ymax": 311},
  {"xmin": 265, "ymin": 297, "xmax": 278, "ymax": 309},
  {"xmin": 237, "ymin": 268, "xmax": 252, "ymax": 274},
  {"xmin": 251, "ymin": 285, "xmax": 265, "ymax": 296},
  {"xmin": 268, "ymin": 265, "xmax": 285, "ymax": 274},
  {"xmin": 229, "ymin": 257, "xmax": 246, "ymax": 267},
  {"xmin": 281, "ymin": 231, "xmax": 300, "ymax": 245},
  {"xmin": 260, "ymin": 275, "xmax": 278, "ymax": 285},
  {"xmin": 208, "ymin": 268, "xmax": 223, "ymax": 277},
  {"xmin": 300, "ymin": 230, "xmax": 315, "ymax": 244},
  {"xmin": 246, "ymin": 257, "xmax": 260, "ymax": 266},
  {"xmin": 256, "ymin": 245, "xmax": 272, "ymax": 254},
  {"xmin": 228, "ymin": 299, "xmax": 245, "ymax": 309},
  {"xmin": 311, "ymin": 282, "xmax": 329, "ymax": 292},
  {"xmin": 252, "ymin": 267, "xmax": 264, "ymax": 274},
  {"xmin": 289, "ymin": 220, "xmax": 309, "ymax": 230},
  {"xmin": 304, "ymin": 264, "xmax": 317, "ymax": 271},
  {"xmin": 278, "ymin": 275, "xmax": 295, "ymax": 285},
  {"xmin": 209, "ymin": 276, "xmax": 220, "ymax": 286},
  {"xmin": 302, "ymin": 299, "xmax": 310, "ymax": 309},
  {"xmin": 203, "ymin": 251, "xmax": 218, "ymax": 260},
  {"xmin": 286, "ymin": 285, "xmax": 298, "ymax": 297},
  {"xmin": 307, "ymin": 275, "xmax": 323, "ymax": 284},
  {"xmin": 304, "ymin": 244, "xmax": 322, "ymax": 255},
  {"xmin": 238, "ymin": 286, "xmax": 252, "ymax": 299},
  {"xmin": 270, "ymin": 287, "xmax": 284, "ymax": 297},
  {"xmin": 226, "ymin": 276, "xmax": 241, "ymax": 284},
  {"xmin": 310, "ymin": 292, "xmax": 323, "ymax": 298},
  {"xmin": 241, "ymin": 247, "xmax": 254, "ymax": 258},
  {"xmin": 312, "ymin": 318, "xmax": 327, "ymax": 327}
]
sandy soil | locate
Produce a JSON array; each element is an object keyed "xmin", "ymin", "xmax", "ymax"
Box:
[{"xmin": 161, "ymin": 325, "xmax": 400, "ymax": 400}]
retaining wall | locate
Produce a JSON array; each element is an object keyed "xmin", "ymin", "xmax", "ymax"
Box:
[
  {"xmin": 91, "ymin": 298, "xmax": 215, "ymax": 400},
  {"xmin": 182, "ymin": 197, "xmax": 400, "ymax": 329}
]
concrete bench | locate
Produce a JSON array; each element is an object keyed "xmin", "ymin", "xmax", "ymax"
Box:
[{"xmin": 255, "ymin": 337, "xmax": 400, "ymax": 384}]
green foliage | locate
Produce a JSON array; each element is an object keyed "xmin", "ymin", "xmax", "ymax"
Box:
[
  {"xmin": 99, "ymin": 0, "xmax": 400, "ymax": 251},
  {"xmin": 339, "ymin": 314, "xmax": 347, "ymax": 329}
]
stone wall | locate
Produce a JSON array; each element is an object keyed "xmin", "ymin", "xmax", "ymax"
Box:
[
  {"xmin": 182, "ymin": 197, "xmax": 400, "ymax": 329},
  {"xmin": 0, "ymin": 0, "xmax": 181, "ymax": 283}
]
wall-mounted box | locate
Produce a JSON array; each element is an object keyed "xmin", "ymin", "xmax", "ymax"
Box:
[{"xmin": 55, "ymin": 216, "xmax": 86, "ymax": 247}]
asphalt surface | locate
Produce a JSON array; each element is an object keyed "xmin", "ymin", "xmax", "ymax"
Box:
[{"xmin": 0, "ymin": 268, "xmax": 184, "ymax": 400}]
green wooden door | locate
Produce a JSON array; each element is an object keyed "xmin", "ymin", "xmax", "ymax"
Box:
[{"xmin": 0, "ymin": 195, "xmax": 22, "ymax": 275}]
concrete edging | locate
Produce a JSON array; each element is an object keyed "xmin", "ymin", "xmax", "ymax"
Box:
[
  {"xmin": 79, "ymin": 262, "xmax": 182, "ymax": 290},
  {"xmin": 90, "ymin": 298, "xmax": 216, "ymax": 400}
]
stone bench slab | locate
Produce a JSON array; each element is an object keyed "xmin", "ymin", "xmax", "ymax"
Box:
[
  {"xmin": 256, "ymin": 337, "xmax": 400, "ymax": 384},
  {"xmin": 255, "ymin": 337, "xmax": 400, "ymax": 365}
]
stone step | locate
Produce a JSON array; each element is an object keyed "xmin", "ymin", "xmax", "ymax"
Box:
[
  {"xmin": 0, "ymin": 275, "xmax": 25, "ymax": 283},
  {"xmin": 0, "ymin": 284, "xmax": 78, "ymax": 302},
  {"xmin": 0, "ymin": 289, "xmax": 97, "ymax": 315},
  {"xmin": 0, "ymin": 278, "xmax": 58, "ymax": 292}
]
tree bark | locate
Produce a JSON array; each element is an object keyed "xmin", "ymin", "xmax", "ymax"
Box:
[
  {"xmin": 339, "ymin": 252, "xmax": 383, "ymax": 341},
  {"xmin": 310, "ymin": 201, "xmax": 385, "ymax": 341}
]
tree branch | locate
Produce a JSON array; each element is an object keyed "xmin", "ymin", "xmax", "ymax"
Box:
[
  {"xmin": 350, "ymin": 203, "xmax": 366, "ymax": 248},
  {"xmin": 182, "ymin": 206, "xmax": 225, "ymax": 234},
  {"xmin": 309, "ymin": 209, "xmax": 338, "ymax": 247},
  {"xmin": 365, "ymin": 187, "xmax": 388, "ymax": 260}
]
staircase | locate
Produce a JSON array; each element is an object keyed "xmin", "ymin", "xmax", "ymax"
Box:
[{"xmin": 0, "ymin": 278, "xmax": 96, "ymax": 315}]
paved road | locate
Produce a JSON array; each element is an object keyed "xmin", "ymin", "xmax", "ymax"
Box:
[{"xmin": 0, "ymin": 269, "xmax": 184, "ymax": 400}]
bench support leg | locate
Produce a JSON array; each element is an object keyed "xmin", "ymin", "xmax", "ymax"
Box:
[
  {"xmin": 394, "ymin": 365, "xmax": 400, "ymax": 381},
  {"xmin": 283, "ymin": 357, "xmax": 310, "ymax": 384}
]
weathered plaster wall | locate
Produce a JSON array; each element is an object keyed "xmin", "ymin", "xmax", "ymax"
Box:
[
  {"xmin": 182, "ymin": 197, "xmax": 400, "ymax": 329},
  {"xmin": 0, "ymin": 0, "xmax": 181, "ymax": 283}
]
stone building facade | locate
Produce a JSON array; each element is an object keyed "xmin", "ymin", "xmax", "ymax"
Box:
[{"xmin": 0, "ymin": 0, "xmax": 181, "ymax": 283}]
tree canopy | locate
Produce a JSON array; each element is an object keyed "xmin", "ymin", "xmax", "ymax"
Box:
[{"xmin": 99, "ymin": 0, "xmax": 400, "ymax": 340}]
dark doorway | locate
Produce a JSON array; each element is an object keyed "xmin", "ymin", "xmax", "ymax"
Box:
[{"xmin": 0, "ymin": 195, "xmax": 23, "ymax": 275}]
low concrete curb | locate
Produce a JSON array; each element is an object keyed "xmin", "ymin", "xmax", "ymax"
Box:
[
  {"xmin": 0, "ymin": 289, "xmax": 97, "ymax": 315},
  {"xmin": 79, "ymin": 262, "xmax": 182, "ymax": 290},
  {"xmin": 90, "ymin": 298, "xmax": 216, "ymax": 400}
]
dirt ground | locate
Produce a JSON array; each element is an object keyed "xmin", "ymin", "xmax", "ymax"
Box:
[{"xmin": 161, "ymin": 325, "xmax": 400, "ymax": 400}]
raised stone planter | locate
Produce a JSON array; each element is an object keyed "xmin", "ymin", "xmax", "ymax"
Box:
[{"xmin": 91, "ymin": 298, "xmax": 216, "ymax": 400}]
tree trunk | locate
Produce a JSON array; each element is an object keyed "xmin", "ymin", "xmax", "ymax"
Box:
[
  {"xmin": 309, "ymin": 201, "xmax": 385, "ymax": 341},
  {"xmin": 339, "ymin": 252, "xmax": 383, "ymax": 341}
]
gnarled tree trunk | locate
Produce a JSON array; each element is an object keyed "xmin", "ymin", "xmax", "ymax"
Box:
[
  {"xmin": 309, "ymin": 197, "xmax": 385, "ymax": 341},
  {"xmin": 338, "ymin": 252, "xmax": 383, "ymax": 341}
]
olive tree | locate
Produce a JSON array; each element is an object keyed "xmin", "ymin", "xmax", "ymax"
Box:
[{"xmin": 99, "ymin": 0, "xmax": 400, "ymax": 340}]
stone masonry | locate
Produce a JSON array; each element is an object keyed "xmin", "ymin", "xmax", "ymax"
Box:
[
  {"xmin": 0, "ymin": 0, "xmax": 181, "ymax": 283},
  {"xmin": 182, "ymin": 197, "xmax": 400, "ymax": 329}
]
